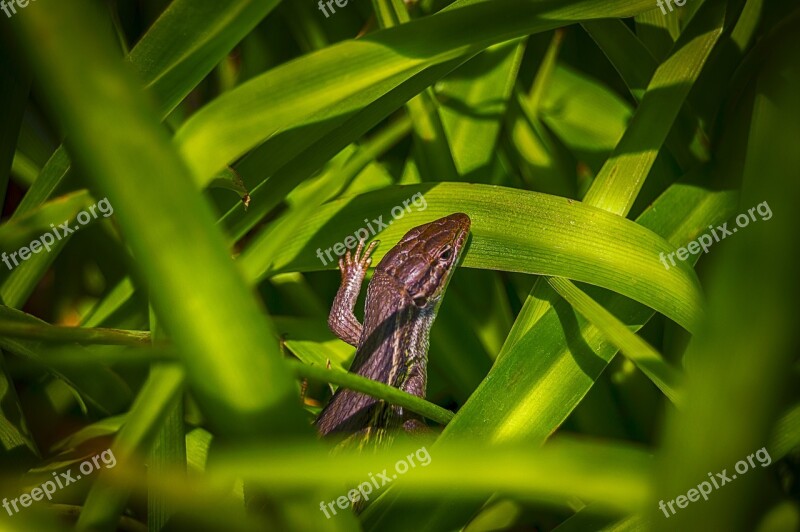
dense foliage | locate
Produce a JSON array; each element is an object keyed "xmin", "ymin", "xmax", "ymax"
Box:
[{"xmin": 0, "ymin": 0, "xmax": 798, "ymax": 530}]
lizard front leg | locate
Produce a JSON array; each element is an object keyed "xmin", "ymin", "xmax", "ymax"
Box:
[{"xmin": 327, "ymin": 239, "xmax": 379, "ymax": 347}]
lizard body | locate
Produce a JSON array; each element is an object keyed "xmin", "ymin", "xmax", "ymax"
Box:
[{"xmin": 316, "ymin": 213, "xmax": 470, "ymax": 444}]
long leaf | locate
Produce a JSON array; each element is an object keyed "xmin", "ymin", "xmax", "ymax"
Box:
[
  {"xmin": 547, "ymin": 277, "xmax": 684, "ymax": 405},
  {"xmin": 241, "ymin": 183, "xmax": 704, "ymax": 332},
  {"xmin": 174, "ymin": 0, "xmax": 659, "ymax": 187},
  {"xmin": 582, "ymin": 0, "xmax": 725, "ymax": 215},
  {"xmin": 2, "ymin": 0, "xmax": 282, "ymax": 310},
  {"xmin": 13, "ymin": 0, "xmax": 308, "ymax": 440}
]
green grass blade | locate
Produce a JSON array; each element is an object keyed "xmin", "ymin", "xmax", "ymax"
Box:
[
  {"xmin": 0, "ymin": 351, "xmax": 40, "ymax": 470},
  {"xmin": 373, "ymin": 0, "xmax": 460, "ymax": 183},
  {"xmin": 14, "ymin": 0, "xmax": 308, "ymax": 439},
  {"xmin": 14, "ymin": 0, "xmax": 280, "ymax": 219},
  {"xmin": 547, "ymin": 277, "xmax": 684, "ymax": 405},
  {"xmin": 175, "ymin": 0, "xmax": 658, "ymax": 186},
  {"xmin": 582, "ymin": 18, "xmax": 709, "ymax": 168},
  {"xmin": 3, "ymin": 0, "xmax": 283, "ymax": 311},
  {"xmin": 582, "ymin": 0, "xmax": 725, "ymax": 215},
  {"xmin": 0, "ymin": 307, "xmax": 133, "ymax": 414},
  {"xmin": 653, "ymin": 33, "xmax": 800, "ymax": 531},
  {"xmin": 768, "ymin": 403, "xmax": 800, "ymax": 461},
  {"xmin": 634, "ymin": 7, "xmax": 679, "ymax": 61},
  {"xmin": 539, "ymin": 65, "xmax": 632, "ymax": 173},
  {"xmin": 77, "ymin": 364, "xmax": 184, "ymax": 530},
  {"xmin": 203, "ymin": 438, "xmax": 654, "ymax": 513},
  {"xmin": 220, "ymin": 58, "xmax": 467, "ymax": 243},
  {"xmin": 10, "ymin": 151, "xmax": 39, "ymax": 186},
  {"xmin": 4, "ymin": 222, "xmax": 106, "ymax": 328},
  {"xmin": 439, "ymin": 40, "xmax": 525, "ymax": 180},
  {"xmin": 242, "ymin": 183, "xmax": 704, "ymax": 332},
  {"xmin": 289, "ymin": 360, "xmax": 454, "ymax": 426},
  {"xmin": 0, "ymin": 190, "xmax": 92, "ymax": 254},
  {"xmin": 147, "ymin": 310, "xmax": 185, "ymax": 532},
  {"xmin": 127, "ymin": 0, "xmax": 283, "ymax": 117}
]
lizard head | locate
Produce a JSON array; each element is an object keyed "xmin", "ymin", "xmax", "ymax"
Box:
[{"xmin": 377, "ymin": 213, "xmax": 471, "ymax": 309}]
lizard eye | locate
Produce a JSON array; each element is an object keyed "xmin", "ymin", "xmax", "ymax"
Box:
[
  {"xmin": 412, "ymin": 295, "xmax": 428, "ymax": 307},
  {"xmin": 438, "ymin": 246, "xmax": 453, "ymax": 261}
]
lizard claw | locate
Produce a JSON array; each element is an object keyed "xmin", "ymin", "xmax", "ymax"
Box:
[{"xmin": 339, "ymin": 239, "xmax": 379, "ymax": 279}]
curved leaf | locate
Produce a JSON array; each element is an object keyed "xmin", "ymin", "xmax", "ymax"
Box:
[{"xmin": 241, "ymin": 183, "xmax": 704, "ymax": 332}]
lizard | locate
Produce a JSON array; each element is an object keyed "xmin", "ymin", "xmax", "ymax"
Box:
[{"xmin": 315, "ymin": 212, "xmax": 471, "ymax": 447}]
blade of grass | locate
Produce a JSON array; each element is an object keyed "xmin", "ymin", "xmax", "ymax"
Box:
[
  {"xmin": 439, "ymin": 40, "xmax": 525, "ymax": 181},
  {"xmin": 14, "ymin": 0, "xmax": 308, "ymax": 440},
  {"xmin": 582, "ymin": 0, "xmax": 725, "ymax": 215},
  {"xmin": 2, "ymin": 0, "xmax": 283, "ymax": 311},
  {"xmin": 10, "ymin": 151, "xmax": 39, "ymax": 187},
  {"xmin": 634, "ymin": 7, "xmax": 679, "ymax": 61},
  {"xmin": 0, "ymin": 190, "xmax": 92, "ymax": 254},
  {"xmin": 174, "ymin": 0, "xmax": 660, "ymax": 187},
  {"xmin": 0, "ymin": 351, "xmax": 40, "ymax": 470},
  {"xmin": 127, "ymin": 0, "xmax": 283, "ymax": 117},
  {"xmin": 147, "ymin": 309, "xmax": 185, "ymax": 532},
  {"xmin": 498, "ymin": 0, "xmax": 726, "ymax": 386},
  {"xmin": 654, "ymin": 31, "xmax": 800, "ymax": 531},
  {"xmin": 582, "ymin": 18, "xmax": 709, "ymax": 168},
  {"xmin": 0, "ymin": 319, "xmax": 149, "ymax": 346},
  {"xmin": 0, "ymin": 306, "xmax": 133, "ymax": 414},
  {"xmin": 768, "ymin": 403, "xmax": 800, "ymax": 461},
  {"xmin": 288, "ymin": 360, "xmax": 454, "ymax": 426},
  {"xmin": 77, "ymin": 363, "xmax": 185, "ymax": 530},
  {"xmin": 241, "ymin": 183, "xmax": 704, "ymax": 333},
  {"xmin": 233, "ymin": 438, "xmax": 654, "ymax": 511},
  {"xmin": 547, "ymin": 277, "xmax": 684, "ymax": 405}
]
